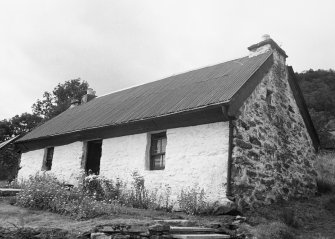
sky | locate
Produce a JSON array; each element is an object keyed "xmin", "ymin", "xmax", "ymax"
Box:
[{"xmin": 0, "ymin": 0, "xmax": 335, "ymax": 120}]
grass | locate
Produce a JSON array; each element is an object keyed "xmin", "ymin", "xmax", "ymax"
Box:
[
  {"xmin": 241, "ymin": 150, "xmax": 335, "ymax": 239},
  {"xmin": 315, "ymin": 151, "xmax": 335, "ymax": 193}
]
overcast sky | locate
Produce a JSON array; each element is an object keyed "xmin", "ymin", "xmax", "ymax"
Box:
[{"xmin": 0, "ymin": 0, "xmax": 334, "ymax": 120}]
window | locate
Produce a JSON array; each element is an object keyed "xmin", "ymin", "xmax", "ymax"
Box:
[
  {"xmin": 266, "ymin": 89, "xmax": 273, "ymax": 105},
  {"xmin": 150, "ymin": 132, "xmax": 167, "ymax": 170},
  {"xmin": 42, "ymin": 147, "xmax": 54, "ymax": 171}
]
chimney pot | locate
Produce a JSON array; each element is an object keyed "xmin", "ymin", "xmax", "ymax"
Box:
[
  {"xmin": 248, "ymin": 35, "xmax": 287, "ymax": 58},
  {"xmin": 87, "ymin": 88, "xmax": 95, "ymax": 95},
  {"xmin": 262, "ymin": 34, "xmax": 271, "ymax": 41},
  {"xmin": 81, "ymin": 88, "xmax": 97, "ymax": 104},
  {"xmin": 70, "ymin": 99, "xmax": 80, "ymax": 108}
]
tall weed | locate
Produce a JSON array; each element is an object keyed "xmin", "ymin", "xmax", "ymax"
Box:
[{"xmin": 177, "ymin": 186, "xmax": 214, "ymax": 215}]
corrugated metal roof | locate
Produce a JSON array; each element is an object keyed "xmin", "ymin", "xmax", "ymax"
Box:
[{"xmin": 18, "ymin": 51, "xmax": 272, "ymax": 142}]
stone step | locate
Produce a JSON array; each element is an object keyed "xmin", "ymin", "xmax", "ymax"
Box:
[
  {"xmin": 0, "ymin": 188, "xmax": 21, "ymax": 196},
  {"xmin": 172, "ymin": 234, "xmax": 231, "ymax": 239},
  {"xmin": 170, "ymin": 227, "xmax": 217, "ymax": 234}
]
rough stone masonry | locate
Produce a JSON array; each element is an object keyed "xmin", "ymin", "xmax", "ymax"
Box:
[{"xmin": 231, "ymin": 50, "xmax": 317, "ymax": 209}]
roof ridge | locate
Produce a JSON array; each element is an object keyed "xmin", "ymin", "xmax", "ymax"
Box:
[{"xmin": 97, "ymin": 55, "xmax": 250, "ymax": 99}]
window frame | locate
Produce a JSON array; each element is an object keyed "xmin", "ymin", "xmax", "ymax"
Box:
[{"xmin": 149, "ymin": 132, "xmax": 167, "ymax": 170}]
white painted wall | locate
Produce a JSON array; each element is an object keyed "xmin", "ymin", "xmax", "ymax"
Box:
[
  {"xmin": 51, "ymin": 142, "xmax": 83, "ymax": 185},
  {"xmin": 17, "ymin": 148, "xmax": 45, "ymax": 181},
  {"xmin": 18, "ymin": 142, "xmax": 83, "ymax": 185},
  {"xmin": 100, "ymin": 122, "xmax": 230, "ymax": 203},
  {"xmin": 18, "ymin": 122, "xmax": 230, "ymax": 204}
]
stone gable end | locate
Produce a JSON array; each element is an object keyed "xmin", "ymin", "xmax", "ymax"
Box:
[{"xmin": 231, "ymin": 52, "xmax": 317, "ymax": 209}]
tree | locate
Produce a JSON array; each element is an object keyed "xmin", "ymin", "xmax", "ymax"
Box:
[
  {"xmin": 0, "ymin": 78, "xmax": 89, "ymax": 181},
  {"xmin": 0, "ymin": 113, "xmax": 42, "ymax": 142},
  {"xmin": 32, "ymin": 78, "xmax": 89, "ymax": 119}
]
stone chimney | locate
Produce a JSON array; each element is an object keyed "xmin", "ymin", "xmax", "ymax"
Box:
[
  {"xmin": 81, "ymin": 88, "xmax": 97, "ymax": 104},
  {"xmin": 248, "ymin": 34, "xmax": 288, "ymax": 60},
  {"xmin": 69, "ymin": 99, "xmax": 81, "ymax": 108}
]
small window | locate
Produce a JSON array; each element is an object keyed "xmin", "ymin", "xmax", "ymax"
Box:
[
  {"xmin": 42, "ymin": 147, "xmax": 54, "ymax": 171},
  {"xmin": 266, "ymin": 89, "xmax": 273, "ymax": 105},
  {"xmin": 150, "ymin": 132, "xmax": 167, "ymax": 170}
]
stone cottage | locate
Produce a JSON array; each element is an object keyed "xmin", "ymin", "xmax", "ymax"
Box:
[{"xmin": 15, "ymin": 36, "xmax": 319, "ymax": 208}]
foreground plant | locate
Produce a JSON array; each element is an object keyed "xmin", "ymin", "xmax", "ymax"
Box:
[{"xmin": 16, "ymin": 173, "xmax": 124, "ymax": 219}]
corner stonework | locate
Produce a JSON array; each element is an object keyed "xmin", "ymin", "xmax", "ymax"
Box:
[{"xmin": 231, "ymin": 46, "xmax": 317, "ymax": 210}]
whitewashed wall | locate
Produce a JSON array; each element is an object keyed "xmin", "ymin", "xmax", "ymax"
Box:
[
  {"xmin": 18, "ymin": 142, "xmax": 83, "ymax": 184},
  {"xmin": 100, "ymin": 122, "xmax": 230, "ymax": 203},
  {"xmin": 17, "ymin": 148, "xmax": 45, "ymax": 181},
  {"xmin": 51, "ymin": 142, "xmax": 83, "ymax": 184},
  {"xmin": 18, "ymin": 122, "xmax": 230, "ymax": 203}
]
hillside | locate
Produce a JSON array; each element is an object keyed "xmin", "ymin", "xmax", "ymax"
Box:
[{"xmin": 295, "ymin": 69, "xmax": 335, "ymax": 149}]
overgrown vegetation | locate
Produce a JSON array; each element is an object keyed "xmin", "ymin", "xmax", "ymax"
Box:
[
  {"xmin": 177, "ymin": 186, "xmax": 215, "ymax": 215},
  {"xmin": 16, "ymin": 171, "xmax": 178, "ymax": 219},
  {"xmin": 83, "ymin": 171, "xmax": 163, "ymax": 210},
  {"xmin": 16, "ymin": 173, "xmax": 125, "ymax": 219}
]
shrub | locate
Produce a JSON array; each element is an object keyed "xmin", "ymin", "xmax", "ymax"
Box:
[
  {"xmin": 123, "ymin": 171, "xmax": 157, "ymax": 209},
  {"xmin": 82, "ymin": 172, "xmax": 159, "ymax": 210},
  {"xmin": 16, "ymin": 173, "xmax": 124, "ymax": 219},
  {"xmin": 83, "ymin": 174, "xmax": 123, "ymax": 201},
  {"xmin": 177, "ymin": 186, "xmax": 213, "ymax": 215}
]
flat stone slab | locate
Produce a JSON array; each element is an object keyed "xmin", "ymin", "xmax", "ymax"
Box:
[
  {"xmin": 170, "ymin": 227, "xmax": 216, "ymax": 233},
  {"xmin": 154, "ymin": 219, "xmax": 197, "ymax": 226},
  {"xmin": 0, "ymin": 188, "xmax": 21, "ymax": 191},
  {"xmin": 0, "ymin": 188, "xmax": 21, "ymax": 196},
  {"xmin": 155, "ymin": 219, "xmax": 190, "ymax": 223},
  {"xmin": 172, "ymin": 234, "xmax": 231, "ymax": 239}
]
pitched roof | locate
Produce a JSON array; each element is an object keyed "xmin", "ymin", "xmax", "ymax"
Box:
[{"xmin": 18, "ymin": 51, "xmax": 272, "ymax": 142}]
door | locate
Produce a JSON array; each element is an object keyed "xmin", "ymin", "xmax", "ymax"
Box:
[{"xmin": 85, "ymin": 140, "xmax": 102, "ymax": 175}]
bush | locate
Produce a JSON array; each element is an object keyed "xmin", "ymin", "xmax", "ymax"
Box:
[
  {"xmin": 16, "ymin": 173, "xmax": 124, "ymax": 219},
  {"xmin": 83, "ymin": 171, "xmax": 169, "ymax": 210},
  {"xmin": 122, "ymin": 171, "xmax": 157, "ymax": 209},
  {"xmin": 83, "ymin": 174, "xmax": 123, "ymax": 201},
  {"xmin": 177, "ymin": 186, "xmax": 213, "ymax": 215}
]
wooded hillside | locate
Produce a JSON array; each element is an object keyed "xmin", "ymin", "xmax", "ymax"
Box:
[{"xmin": 296, "ymin": 69, "xmax": 335, "ymax": 149}]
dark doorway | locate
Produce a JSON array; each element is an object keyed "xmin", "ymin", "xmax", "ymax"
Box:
[{"xmin": 85, "ymin": 140, "xmax": 102, "ymax": 175}]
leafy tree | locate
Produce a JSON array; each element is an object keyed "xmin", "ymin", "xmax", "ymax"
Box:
[
  {"xmin": 0, "ymin": 78, "xmax": 89, "ymax": 181},
  {"xmin": 0, "ymin": 119, "xmax": 12, "ymax": 142},
  {"xmin": 32, "ymin": 78, "xmax": 89, "ymax": 119},
  {"xmin": 0, "ymin": 113, "xmax": 42, "ymax": 142}
]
